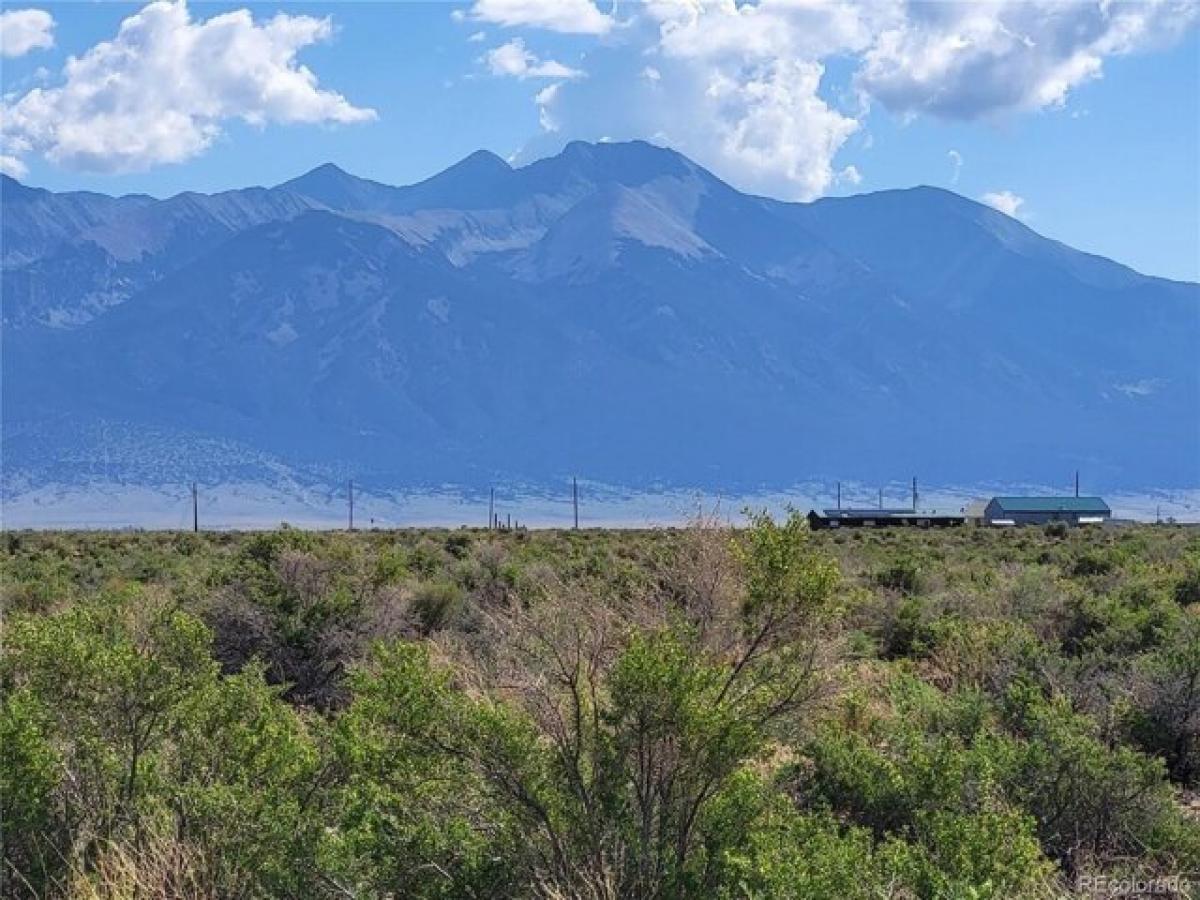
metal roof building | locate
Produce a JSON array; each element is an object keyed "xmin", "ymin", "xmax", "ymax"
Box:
[
  {"xmin": 807, "ymin": 508, "xmax": 965, "ymax": 530},
  {"xmin": 983, "ymin": 496, "xmax": 1111, "ymax": 526}
]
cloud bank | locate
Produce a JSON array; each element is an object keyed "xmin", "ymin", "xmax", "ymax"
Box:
[
  {"xmin": 0, "ymin": 0, "xmax": 374, "ymax": 174},
  {"xmin": 4, "ymin": 0, "xmax": 1195, "ymax": 198},
  {"xmin": 858, "ymin": 0, "xmax": 1198, "ymax": 119},
  {"xmin": 462, "ymin": 0, "xmax": 1198, "ymax": 202}
]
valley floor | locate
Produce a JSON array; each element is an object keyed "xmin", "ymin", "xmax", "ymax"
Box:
[
  {"xmin": 3, "ymin": 522, "xmax": 1199, "ymax": 897},
  {"xmin": 3, "ymin": 480, "xmax": 1199, "ymax": 529}
]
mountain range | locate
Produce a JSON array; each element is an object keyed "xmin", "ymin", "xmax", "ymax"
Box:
[{"xmin": 3, "ymin": 140, "xmax": 1197, "ymax": 497}]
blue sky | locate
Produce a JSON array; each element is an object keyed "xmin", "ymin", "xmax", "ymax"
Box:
[{"xmin": 1, "ymin": 1, "xmax": 1197, "ymax": 280}]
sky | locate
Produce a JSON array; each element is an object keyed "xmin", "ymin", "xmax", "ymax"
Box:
[{"xmin": 1, "ymin": 0, "xmax": 1198, "ymax": 281}]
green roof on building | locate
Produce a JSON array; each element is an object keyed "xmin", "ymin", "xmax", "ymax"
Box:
[{"xmin": 989, "ymin": 496, "xmax": 1110, "ymax": 513}]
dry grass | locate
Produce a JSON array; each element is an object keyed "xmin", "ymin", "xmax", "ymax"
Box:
[{"xmin": 65, "ymin": 830, "xmax": 217, "ymax": 900}]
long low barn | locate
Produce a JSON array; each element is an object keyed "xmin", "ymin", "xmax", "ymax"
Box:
[
  {"xmin": 807, "ymin": 508, "xmax": 966, "ymax": 529},
  {"xmin": 983, "ymin": 496, "xmax": 1111, "ymax": 526}
]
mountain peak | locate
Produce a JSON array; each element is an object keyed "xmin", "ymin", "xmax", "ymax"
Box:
[
  {"xmin": 398, "ymin": 147, "xmax": 517, "ymax": 211},
  {"xmin": 449, "ymin": 148, "xmax": 512, "ymax": 175},
  {"xmin": 812, "ymin": 183, "xmax": 1026, "ymax": 227},
  {"xmin": 283, "ymin": 162, "xmax": 358, "ymax": 191},
  {"xmin": 311, "ymin": 161, "xmax": 351, "ymax": 177},
  {"xmin": 522, "ymin": 139, "xmax": 700, "ymax": 192},
  {"xmin": 559, "ymin": 139, "xmax": 688, "ymax": 169},
  {"xmin": 559, "ymin": 138, "xmax": 674, "ymax": 158},
  {"xmin": 279, "ymin": 162, "xmax": 393, "ymax": 211}
]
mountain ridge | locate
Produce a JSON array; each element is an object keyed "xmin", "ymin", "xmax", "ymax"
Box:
[
  {"xmin": 4, "ymin": 152, "xmax": 1192, "ymax": 287},
  {"xmin": 3, "ymin": 141, "xmax": 1197, "ymax": 492},
  {"xmin": 5, "ymin": 155, "xmax": 1188, "ymax": 285}
]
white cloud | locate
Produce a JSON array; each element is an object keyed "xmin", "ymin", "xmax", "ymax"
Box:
[
  {"xmin": 700, "ymin": 59, "xmax": 860, "ymax": 200},
  {"xmin": 511, "ymin": 1, "xmax": 1196, "ymax": 201},
  {"xmin": 649, "ymin": 0, "xmax": 873, "ymax": 62},
  {"xmin": 535, "ymin": 82, "xmax": 563, "ymax": 132},
  {"xmin": 0, "ymin": 8, "xmax": 54, "ymax": 57},
  {"xmin": 468, "ymin": 30, "xmax": 487, "ymax": 43},
  {"xmin": 485, "ymin": 38, "xmax": 584, "ymax": 80},
  {"xmin": 643, "ymin": 1, "xmax": 1198, "ymax": 126},
  {"xmin": 0, "ymin": 154, "xmax": 29, "ymax": 178},
  {"xmin": 1114, "ymin": 378, "xmax": 1164, "ymax": 397},
  {"xmin": 634, "ymin": 2, "xmax": 865, "ymax": 200},
  {"xmin": 981, "ymin": 190, "xmax": 1025, "ymax": 218},
  {"xmin": 0, "ymin": 0, "xmax": 375, "ymax": 174},
  {"xmin": 838, "ymin": 164, "xmax": 862, "ymax": 187},
  {"xmin": 857, "ymin": 1, "xmax": 1200, "ymax": 119},
  {"xmin": 470, "ymin": 0, "xmax": 613, "ymax": 35}
]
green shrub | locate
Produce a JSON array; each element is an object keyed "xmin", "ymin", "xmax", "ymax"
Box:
[
  {"xmin": 1000, "ymin": 682, "xmax": 1186, "ymax": 871},
  {"xmin": 711, "ymin": 788, "xmax": 886, "ymax": 900},
  {"xmin": 0, "ymin": 588, "xmax": 325, "ymax": 897},
  {"xmin": 1072, "ymin": 551, "xmax": 1115, "ymax": 577},
  {"xmin": 1126, "ymin": 615, "xmax": 1200, "ymax": 786},
  {"xmin": 876, "ymin": 558, "xmax": 925, "ymax": 594},
  {"xmin": 409, "ymin": 579, "xmax": 466, "ymax": 633},
  {"xmin": 443, "ymin": 530, "xmax": 473, "ymax": 559},
  {"xmin": 882, "ymin": 595, "xmax": 934, "ymax": 659},
  {"xmin": 373, "ymin": 546, "xmax": 410, "ymax": 584},
  {"xmin": 409, "ymin": 538, "xmax": 444, "ymax": 578},
  {"xmin": 1175, "ymin": 561, "xmax": 1200, "ymax": 606},
  {"xmin": 4, "ymin": 524, "xmax": 1195, "ymax": 898}
]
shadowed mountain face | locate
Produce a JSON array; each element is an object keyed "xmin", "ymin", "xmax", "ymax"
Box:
[{"xmin": 3, "ymin": 141, "xmax": 1197, "ymax": 492}]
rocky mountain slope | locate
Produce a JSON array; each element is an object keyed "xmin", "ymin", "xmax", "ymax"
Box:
[{"xmin": 3, "ymin": 141, "xmax": 1196, "ymax": 492}]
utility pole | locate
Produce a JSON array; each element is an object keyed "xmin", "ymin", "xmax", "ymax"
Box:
[
  {"xmin": 348, "ymin": 479, "xmax": 354, "ymax": 532},
  {"xmin": 878, "ymin": 487, "xmax": 883, "ymax": 510},
  {"xmin": 573, "ymin": 477, "xmax": 579, "ymax": 530},
  {"xmin": 837, "ymin": 481, "xmax": 841, "ymax": 510},
  {"xmin": 912, "ymin": 477, "xmax": 918, "ymax": 512},
  {"xmin": 1074, "ymin": 470, "xmax": 1080, "ymax": 498},
  {"xmin": 192, "ymin": 482, "xmax": 198, "ymax": 533},
  {"xmin": 488, "ymin": 488, "xmax": 495, "ymax": 531}
]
